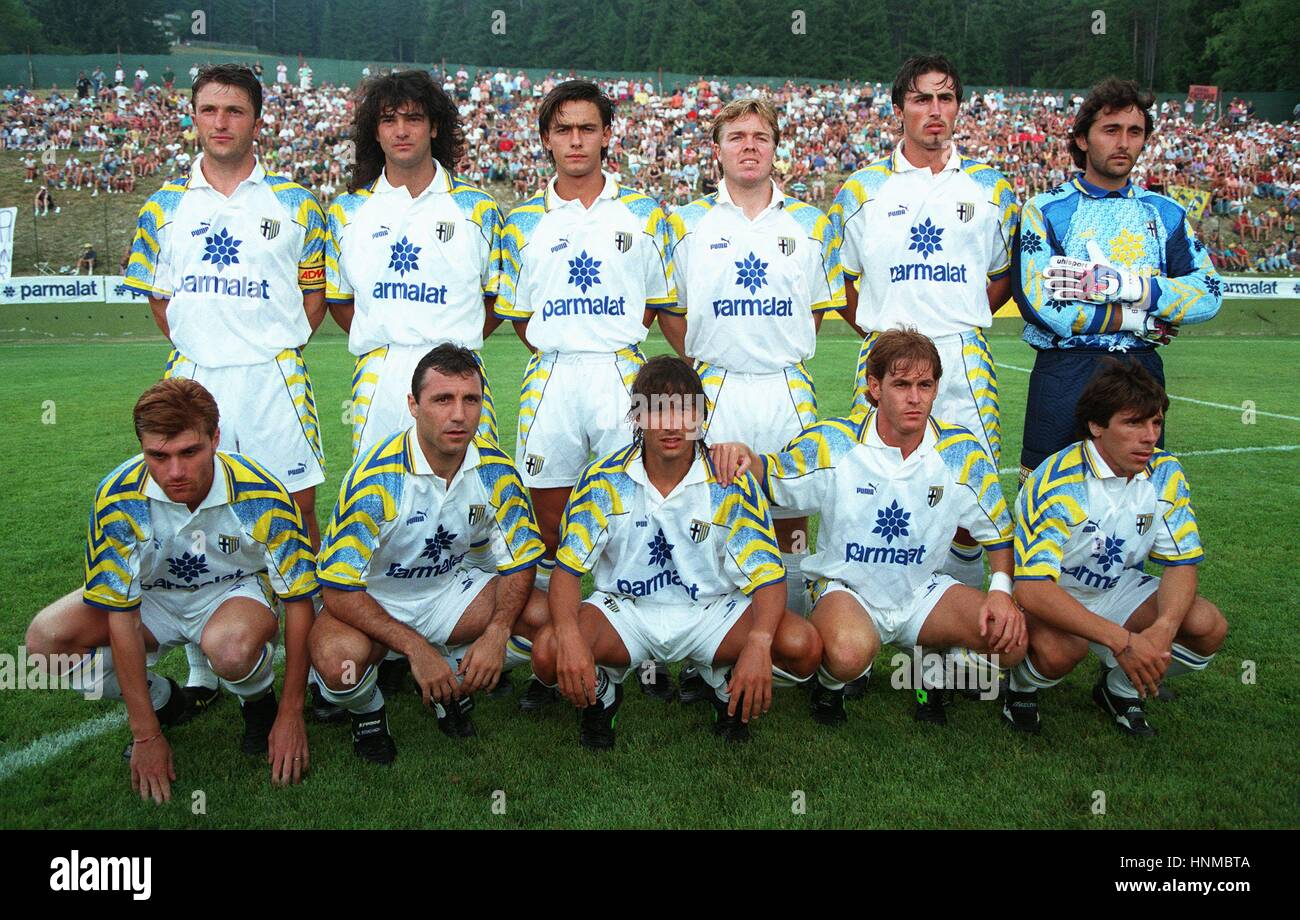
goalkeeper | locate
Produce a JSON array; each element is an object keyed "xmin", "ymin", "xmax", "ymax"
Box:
[{"xmin": 1010, "ymin": 78, "xmax": 1221, "ymax": 481}]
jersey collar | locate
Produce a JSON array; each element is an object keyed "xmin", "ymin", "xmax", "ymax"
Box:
[
  {"xmin": 1082, "ymin": 439, "xmax": 1150, "ymax": 481},
  {"xmin": 375, "ymin": 159, "xmax": 453, "ymax": 199},
  {"xmin": 1071, "ymin": 173, "xmax": 1137, "ymax": 199},
  {"xmin": 187, "ymin": 153, "xmax": 265, "ymax": 191},
  {"xmin": 407, "ymin": 428, "xmax": 480, "ymax": 484},
  {"xmin": 891, "ymin": 139, "xmax": 961, "ymax": 175},
  {"xmin": 544, "ymin": 171, "xmax": 619, "ymax": 211},
  {"xmin": 143, "ymin": 453, "xmax": 231, "ymax": 508},
  {"xmin": 716, "ymin": 177, "xmax": 785, "ymax": 214},
  {"xmin": 863, "ymin": 409, "xmax": 939, "ymax": 456},
  {"xmin": 625, "ymin": 442, "xmax": 710, "ymax": 496}
]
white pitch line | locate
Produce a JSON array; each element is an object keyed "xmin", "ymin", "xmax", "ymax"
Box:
[
  {"xmin": 998, "ymin": 363, "xmax": 1300, "ymax": 422},
  {"xmin": 0, "ymin": 647, "xmax": 286, "ymax": 785},
  {"xmin": 997, "ymin": 443, "xmax": 1300, "ymax": 475},
  {"xmin": 0, "ymin": 710, "xmax": 126, "ymax": 783}
]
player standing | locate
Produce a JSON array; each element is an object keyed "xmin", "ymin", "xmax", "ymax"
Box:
[
  {"xmin": 1011, "ymin": 78, "xmax": 1221, "ymax": 481},
  {"xmin": 124, "ymin": 64, "xmax": 328, "ymax": 710},
  {"xmin": 25, "ymin": 379, "xmax": 319, "ymax": 802},
  {"xmin": 528, "ymin": 356, "xmax": 821, "ymax": 748},
  {"xmin": 711, "ymin": 330, "xmax": 1025, "ymax": 726},
  {"xmin": 494, "ymin": 80, "xmax": 678, "ymax": 701},
  {"xmin": 1006, "ymin": 359, "xmax": 1227, "ymax": 736},
  {"xmin": 830, "ymin": 54, "xmax": 1019, "ymax": 696},
  {"xmin": 326, "ymin": 70, "xmax": 503, "ymax": 459},
  {"xmin": 663, "ymin": 96, "xmax": 843, "ymax": 701},
  {"xmin": 311, "ymin": 345, "xmax": 548, "ymax": 762}
]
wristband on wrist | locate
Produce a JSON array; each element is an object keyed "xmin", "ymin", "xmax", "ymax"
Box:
[
  {"xmin": 132, "ymin": 731, "xmax": 162, "ymax": 745},
  {"xmin": 988, "ymin": 571, "xmax": 1013, "ymax": 596}
]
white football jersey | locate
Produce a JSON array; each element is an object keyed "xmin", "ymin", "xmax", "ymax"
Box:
[
  {"xmin": 760, "ymin": 410, "xmax": 1013, "ymax": 610},
  {"xmin": 316, "ymin": 430, "xmax": 545, "ymax": 622},
  {"xmin": 125, "ymin": 155, "xmax": 326, "ymax": 367},
  {"xmin": 556, "ymin": 443, "xmax": 785, "ymax": 603},
  {"xmin": 1015, "ymin": 440, "xmax": 1203, "ymax": 598},
  {"xmin": 325, "ymin": 163, "xmax": 502, "ymax": 355},
  {"xmin": 82, "ymin": 452, "xmax": 319, "ymax": 619},
  {"xmin": 831, "ymin": 142, "xmax": 1019, "ymax": 336},
  {"xmin": 669, "ymin": 178, "xmax": 845, "ymax": 371},
  {"xmin": 495, "ymin": 173, "xmax": 675, "ymax": 353}
]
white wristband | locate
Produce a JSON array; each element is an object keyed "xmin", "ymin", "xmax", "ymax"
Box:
[{"xmin": 989, "ymin": 572, "xmax": 1013, "ymax": 596}]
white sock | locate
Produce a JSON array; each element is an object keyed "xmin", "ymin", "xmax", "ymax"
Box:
[
  {"xmin": 220, "ymin": 642, "xmax": 276, "ymax": 702},
  {"xmin": 1009, "ymin": 655, "xmax": 1060, "ymax": 693},
  {"xmin": 781, "ymin": 552, "xmax": 808, "ymax": 616},
  {"xmin": 816, "ymin": 664, "xmax": 845, "ymax": 691},
  {"xmin": 1166, "ymin": 644, "xmax": 1214, "ymax": 678},
  {"xmin": 534, "ymin": 557, "xmax": 555, "ymax": 593},
  {"xmin": 941, "ymin": 542, "xmax": 985, "ymax": 588},
  {"xmin": 504, "ymin": 635, "xmax": 532, "ymax": 671},
  {"xmin": 318, "ymin": 664, "xmax": 385, "ymax": 714},
  {"xmin": 184, "ymin": 642, "xmax": 218, "ymax": 690},
  {"xmin": 594, "ymin": 666, "xmax": 619, "ymax": 707}
]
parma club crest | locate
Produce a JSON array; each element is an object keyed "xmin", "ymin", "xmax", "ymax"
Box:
[
  {"xmin": 614, "ymin": 231, "xmax": 633, "ymax": 253},
  {"xmin": 955, "ymin": 202, "xmax": 975, "ymax": 223},
  {"xmin": 525, "ymin": 454, "xmax": 545, "ymax": 477},
  {"xmin": 777, "ymin": 236, "xmax": 796, "ymax": 256},
  {"xmin": 259, "ymin": 218, "xmax": 280, "ymax": 240},
  {"xmin": 689, "ymin": 519, "xmax": 711, "ymax": 543},
  {"xmin": 216, "ymin": 534, "xmax": 241, "ymax": 555},
  {"xmin": 927, "ymin": 485, "xmax": 944, "ymax": 507},
  {"xmin": 468, "ymin": 504, "xmax": 486, "ymax": 527},
  {"xmin": 436, "ymin": 221, "xmax": 455, "ymax": 243},
  {"xmin": 1135, "ymin": 513, "xmax": 1153, "ymax": 535}
]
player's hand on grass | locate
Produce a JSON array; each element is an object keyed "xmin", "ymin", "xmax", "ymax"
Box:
[
  {"xmin": 978, "ymin": 590, "xmax": 1025, "ymax": 654},
  {"xmin": 409, "ymin": 641, "xmax": 459, "ymax": 707},
  {"xmin": 727, "ymin": 639, "xmax": 774, "ymax": 722},
  {"xmin": 130, "ymin": 735, "xmax": 175, "ymax": 805},
  {"xmin": 458, "ymin": 628, "xmax": 507, "ymax": 694},
  {"xmin": 1115, "ymin": 630, "xmax": 1170, "ymax": 699},
  {"xmin": 708, "ymin": 442, "xmax": 753, "ymax": 485},
  {"xmin": 555, "ymin": 626, "xmax": 598, "ymax": 708},
  {"xmin": 267, "ymin": 709, "xmax": 309, "ymax": 786}
]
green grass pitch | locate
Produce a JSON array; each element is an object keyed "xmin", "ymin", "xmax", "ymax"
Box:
[{"xmin": 0, "ymin": 316, "xmax": 1297, "ymax": 828}]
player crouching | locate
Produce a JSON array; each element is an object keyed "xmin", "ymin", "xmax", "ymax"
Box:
[
  {"xmin": 711, "ymin": 329, "xmax": 1027, "ymax": 726},
  {"xmin": 529, "ymin": 356, "xmax": 821, "ymax": 749},
  {"xmin": 310, "ymin": 345, "xmax": 548, "ymax": 763},
  {"xmin": 25, "ymin": 379, "xmax": 318, "ymax": 803},
  {"xmin": 1006, "ymin": 359, "xmax": 1227, "ymax": 736}
]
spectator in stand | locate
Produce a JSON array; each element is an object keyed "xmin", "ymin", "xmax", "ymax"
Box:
[{"xmin": 75, "ymin": 243, "xmax": 97, "ymax": 274}]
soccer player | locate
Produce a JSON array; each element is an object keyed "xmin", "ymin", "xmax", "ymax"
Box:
[
  {"xmin": 326, "ymin": 70, "xmax": 504, "ymax": 459},
  {"xmin": 528, "ymin": 356, "xmax": 821, "ymax": 749},
  {"xmin": 124, "ymin": 64, "xmax": 328, "ymax": 708},
  {"xmin": 711, "ymin": 330, "xmax": 1026, "ymax": 726},
  {"xmin": 495, "ymin": 80, "xmax": 678, "ymax": 698},
  {"xmin": 25, "ymin": 378, "xmax": 319, "ymax": 804},
  {"xmin": 1005, "ymin": 359, "xmax": 1227, "ymax": 736},
  {"xmin": 1011, "ymin": 78, "xmax": 1221, "ymax": 481},
  {"xmin": 664, "ymin": 98, "xmax": 844, "ymax": 709},
  {"xmin": 831, "ymin": 54, "xmax": 1019, "ymax": 601},
  {"xmin": 310, "ymin": 345, "xmax": 548, "ymax": 763}
]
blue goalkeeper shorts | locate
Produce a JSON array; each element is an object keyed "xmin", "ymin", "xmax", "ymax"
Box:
[{"xmin": 1020, "ymin": 346, "xmax": 1165, "ymax": 479}]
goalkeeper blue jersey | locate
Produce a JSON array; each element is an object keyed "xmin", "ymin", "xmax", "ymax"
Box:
[{"xmin": 1011, "ymin": 175, "xmax": 1221, "ymax": 351}]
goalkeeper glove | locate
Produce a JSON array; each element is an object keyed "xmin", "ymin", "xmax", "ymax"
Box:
[{"xmin": 1043, "ymin": 241, "xmax": 1149, "ymax": 304}]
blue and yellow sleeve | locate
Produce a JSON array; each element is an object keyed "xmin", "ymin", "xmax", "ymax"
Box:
[
  {"xmin": 554, "ymin": 463, "xmax": 621, "ymax": 578},
  {"xmin": 82, "ymin": 460, "xmax": 151, "ymax": 611},
  {"xmin": 717, "ymin": 473, "xmax": 785, "ymax": 595},
  {"xmin": 316, "ymin": 436, "xmax": 407, "ymax": 590},
  {"xmin": 475, "ymin": 441, "xmax": 546, "ymax": 574},
  {"xmin": 1147, "ymin": 451, "xmax": 1204, "ymax": 566},
  {"xmin": 1013, "ymin": 446, "xmax": 1089, "ymax": 580}
]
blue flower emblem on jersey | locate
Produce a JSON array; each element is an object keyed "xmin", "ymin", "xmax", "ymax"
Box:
[
  {"xmin": 1206, "ymin": 275, "xmax": 1221, "ymax": 298},
  {"xmin": 167, "ymin": 551, "xmax": 210, "ymax": 583},
  {"xmin": 388, "ymin": 236, "xmax": 421, "ymax": 277},
  {"xmin": 420, "ymin": 525, "xmax": 458, "ymax": 562},
  {"xmin": 871, "ymin": 501, "xmax": 911, "ymax": 544},
  {"xmin": 1093, "ymin": 535, "xmax": 1125, "ymax": 571},
  {"xmin": 201, "ymin": 229, "xmax": 242, "ymax": 273},
  {"xmin": 735, "ymin": 252, "xmax": 769, "ymax": 294},
  {"xmin": 1020, "ymin": 230, "xmax": 1043, "ymax": 256},
  {"xmin": 568, "ymin": 250, "xmax": 602, "ymax": 292},
  {"xmin": 647, "ymin": 529, "xmax": 675, "ymax": 568},
  {"xmin": 907, "ymin": 219, "xmax": 944, "ymax": 260}
]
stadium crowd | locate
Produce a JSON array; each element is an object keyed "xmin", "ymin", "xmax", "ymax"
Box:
[{"xmin": 3, "ymin": 63, "xmax": 1299, "ymax": 272}]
